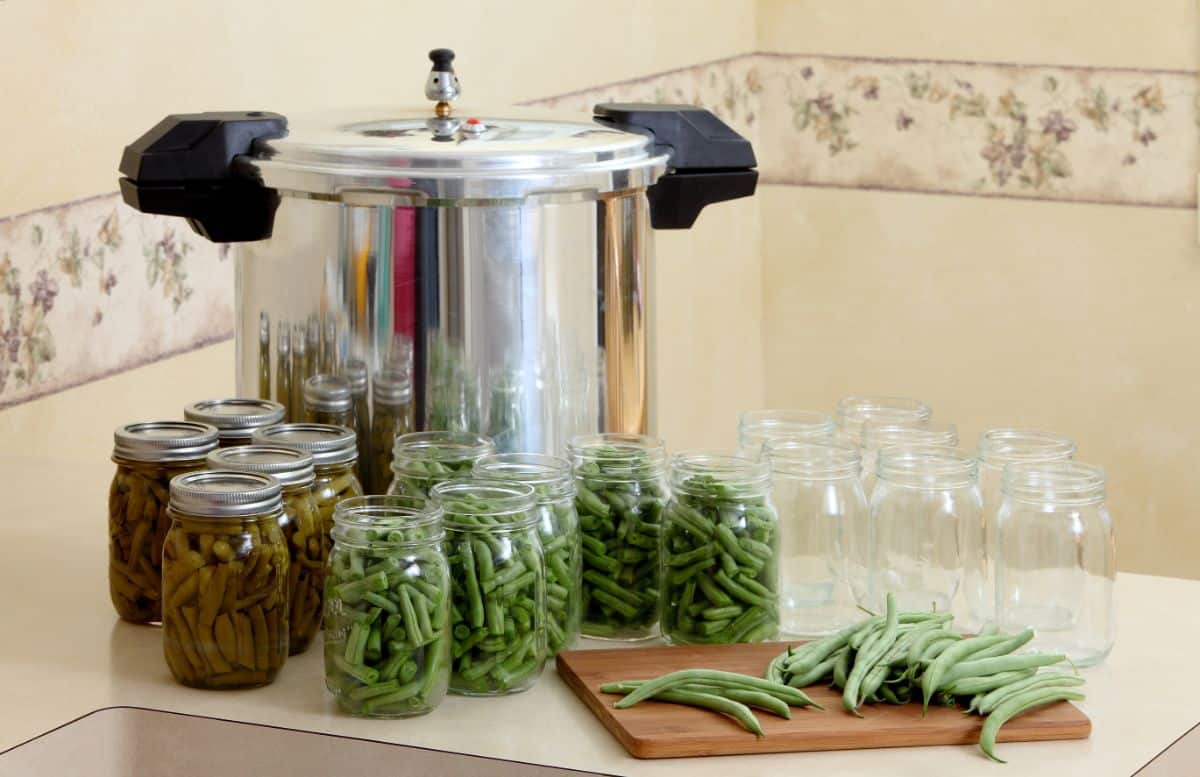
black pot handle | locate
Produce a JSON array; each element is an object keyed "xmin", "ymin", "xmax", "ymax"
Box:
[
  {"xmin": 593, "ymin": 103, "xmax": 758, "ymax": 229},
  {"xmin": 118, "ymin": 111, "xmax": 287, "ymax": 243}
]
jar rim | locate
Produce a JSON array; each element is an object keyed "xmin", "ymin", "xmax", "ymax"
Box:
[
  {"xmin": 431, "ymin": 479, "xmax": 539, "ymax": 529},
  {"xmin": 567, "ymin": 433, "xmax": 667, "ymax": 480},
  {"xmin": 739, "ymin": 409, "xmax": 835, "ymax": 435},
  {"xmin": 863, "ymin": 421, "xmax": 959, "ymax": 452},
  {"xmin": 978, "ymin": 429, "xmax": 1077, "ymax": 466},
  {"xmin": 670, "ymin": 451, "xmax": 770, "ymax": 493},
  {"xmin": 473, "ymin": 453, "xmax": 575, "ymax": 499},
  {"xmin": 766, "ymin": 439, "xmax": 861, "ymax": 479},
  {"xmin": 393, "ymin": 430, "xmax": 495, "ymax": 459},
  {"xmin": 836, "ymin": 395, "xmax": 932, "ymax": 428},
  {"xmin": 877, "ymin": 445, "xmax": 977, "ymax": 488},
  {"xmin": 1002, "ymin": 461, "xmax": 1105, "ymax": 504},
  {"xmin": 332, "ymin": 495, "xmax": 443, "ymax": 543}
]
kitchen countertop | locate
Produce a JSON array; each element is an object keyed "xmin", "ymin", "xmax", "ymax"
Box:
[{"xmin": 1, "ymin": 347, "xmax": 1197, "ymax": 775}]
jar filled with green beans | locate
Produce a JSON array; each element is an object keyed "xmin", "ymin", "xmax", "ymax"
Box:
[
  {"xmin": 109, "ymin": 421, "xmax": 219, "ymax": 624},
  {"xmin": 252, "ymin": 423, "xmax": 364, "ymax": 589},
  {"xmin": 184, "ymin": 399, "xmax": 286, "ymax": 448},
  {"xmin": 660, "ymin": 453, "xmax": 780, "ymax": 645},
  {"xmin": 473, "ymin": 453, "xmax": 581, "ymax": 655},
  {"xmin": 303, "ymin": 374, "xmax": 355, "ymax": 428},
  {"xmin": 431, "ymin": 479, "xmax": 547, "ymax": 696},
  {"xmin": 323, "ymin": 496, "xmax": 451, "ymax": 717},
  {"xmin": 162, "ymin": 471, "xmax": 289, "ymax": 689},
  {"xmin": 207, "ymin": 445, "xmax": 325, "ymax": 655},
  {"xmin": 567, "ymin": 434, "xmax": 668, "ymax": 641},
  {"xmin": 386, "ymin": 431, "xmax": 495, "ymax": 501},
  {"xmin": 367, "ymin": 368, "xmax": 413, "ymax": 495}
]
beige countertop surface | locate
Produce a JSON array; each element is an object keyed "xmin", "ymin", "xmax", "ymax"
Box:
[{"xmin": 0, "ymin": 344, "xmax": 1197, "ymax": 775}]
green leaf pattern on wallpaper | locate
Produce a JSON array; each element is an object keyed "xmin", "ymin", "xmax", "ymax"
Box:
[
  {"xmin": 0, "ymin": 196, "xmax": 232, "ymax": 406},
  {"xmin": 530, "ymin": 53, "xmax": 1196, "ymax": 207},
  {"xmin": 0, "ymin": 52, "xmax": 1195, "ymax": 408}
]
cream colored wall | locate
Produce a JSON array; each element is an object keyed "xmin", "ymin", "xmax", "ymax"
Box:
[
  {"xmin": 756, "ymin": 0, "xmax": 1199, "ymax": 579},
  {"xmin": 0, "ymin": 0, "xmax": 764, "ymax": 455}
]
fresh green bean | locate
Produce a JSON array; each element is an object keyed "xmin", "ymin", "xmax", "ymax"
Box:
[
  {"xmin": 980, "ymin": 689, "xmax": 1086, "ymax": 762},
  {"xmin": 921, "ymin": 633, "xmax": 1012, "ymax": 713},
  {"xmin": 613, "ymin": 669, "xmax": 818, "ymax": 709},
  {"xmin": 944, "ymin": 668, "xmax": 1038, "ymax": 697},
  {"xmin": 972, "ymin": 673, "xmax": 1085, "ymax": 715},
  {"xmin": 941, "ymin": 653, "xmax": 1066, "ymax": 687}
]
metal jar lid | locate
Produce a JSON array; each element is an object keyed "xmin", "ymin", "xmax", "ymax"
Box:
[
  {"xmin": 183, "ymin": 398, "xmax": 286, "ymax": 442},
  {"xmin": 207, "ymin": 445, "xmax": 315, "ymax": 489},
  {"xmin": 169, "ymin": 470, "xmax": 283, "ymax": 518},
  {"xmin": 373, "ymin": 368, "xmax": 412, "ymax": 405},
  {"xmin": 251, "ymin": 423, "xmax": 358, "ymax": 466},
  {"xmin": 303, "ymin": 375, "xmax": 353, "ymax": 413},
  {"xmin": 113, "ymin": 421, "xmax": 219, "ymax": 463}
]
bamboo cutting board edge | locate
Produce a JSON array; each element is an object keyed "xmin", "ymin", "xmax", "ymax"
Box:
[{"xmin": 557, "ymin": 642, "xmax": 1091, "ymax": 760}]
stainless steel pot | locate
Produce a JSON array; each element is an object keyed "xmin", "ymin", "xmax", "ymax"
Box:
[{"xmin": 119, "ymin": 49, "xmax": 757, "ymax": 459}]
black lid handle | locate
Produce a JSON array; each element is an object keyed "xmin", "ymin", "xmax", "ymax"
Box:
[
  {"xmin": 118, "ymin": 111, "xmax": 287, "ymax": 243},
  {"xmin": 593, "ymin": 103, "xmax": 758, "ymax": 229}
]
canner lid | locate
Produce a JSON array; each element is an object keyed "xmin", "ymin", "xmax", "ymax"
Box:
[{"xmin": 246, "ymin": 106, "xmax": 669, "ymax": 202}]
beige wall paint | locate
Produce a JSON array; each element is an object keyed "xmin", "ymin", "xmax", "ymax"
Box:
[{"xmin": 758, "ymin": 0, "xmax": 1197, "ymax": 71}]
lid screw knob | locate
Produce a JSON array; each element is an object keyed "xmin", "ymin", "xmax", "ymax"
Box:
[{"xmin": 425, "ymin": 48, "xmax": 460, "ymax": 118}]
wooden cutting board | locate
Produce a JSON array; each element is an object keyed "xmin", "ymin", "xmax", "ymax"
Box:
[{"xmin": 557, "ymin": 642, "xmax": 1091, "ymax": 759}]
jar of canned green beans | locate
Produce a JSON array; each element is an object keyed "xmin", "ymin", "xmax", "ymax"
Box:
[
  {"xmin": 323, "ymin": 496, "xmax": 452, "ymax": 717},
  {"xmin": 367, "ymin": 368, "xmax": 413, "ymax": 495},
  {"xmin": 432, "ymin": 480, "xmax": 547, "ymax": 696},
  {"xmin": 162, "ymin": 471, "xmax": 289, "ymax": 689},
  {"xmin": 252, "ymin": 424, "xmax": 364, "ymax": 549},
  {"xmin": 304, "ymin": 375, "xmax": 355, "ymax": 428},
  {"xmin": 473, "ymin": 453, "xmax": 581, "ymax": 655},
  {"xmin": 109, "ymin": 421, "xmax": 219, "ymax": 624},
  {"xmin": 567, "ymin": 434, "xmax": 668, "ymax": 641},
  {"xmin": 184, "ymin": 398, "xmax": 286, "ymax": 448},
  {"xmin": 208, "ymin": 445, "xmax": 325, "ymax": 655},
  {"xmin": 660, "ymin": 453, "xmax": 780, "ymax": 645},
  {"xmin": 387, "ymin": 431, "xmax": 495, "ymax": 501}
]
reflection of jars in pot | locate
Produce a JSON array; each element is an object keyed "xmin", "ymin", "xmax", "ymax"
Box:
[
  {"xmin": 162, "ymin": 471, "xmax": 288, "ymax": 689},
  {"xmin": 109, "ymin": 421, "xmax": 218, "ymax": 624}
]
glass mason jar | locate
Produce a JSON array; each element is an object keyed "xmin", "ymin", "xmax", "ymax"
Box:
[
  {"xmin": 387, "ymin": 431, "xmax": 495, "ymax": 501},
  {"xmin": 996, "ymin": 462, "xmax": 1115, "ymax": 667},
  {"xmin": 765, "ymin": 439, "xmax": 866, "ymax": 636},
  {"xmin": 473, "ymin": 453, "xmax": 582, "ymax": 655},
  {"xmin": 860, "ymin": 420, "xmax": 959, "ymax": 497},
  {"xmin": 323, "ymin": 496, "xmax": 451, "ymax": 717},
  {"xmin": 971, "ymin": 429, "xmax": 1076, "ymax": 627},
  {"xmin": 869, "ymin": 445, "xmax": 980, "ymax": 613},
  {"xmin": 252, "ymin": 423, "xmax": 364, "ymax": 581},
  {"xmin": 342, "ymin": 359, "xmax": 371, "ymax": 489},
  {"xmin": 108, "ymin": 421, "xmax": 219, "ymax": 623},
  {"xmin": 835, "ymin": 395, "xmax": 932, "ymax": 446},
  {"xmin": 432, "ymin": 480, "xmax": 547, "ymax": 696},
  {"xmin": 208, "ymin": 445, "xmax": 325, "ymax": 655},
  {"xmin": 736, "ymin": 409, "xmax": 836, "ymax": 460},
  {"xmin": 304, "ymin": 374, "xmax": 355, "ymax": 428},
  {"xmin": 368, "ymin": 368, "xmax": 413, "ymax": 495},
  {"xmin": 660, "ymin": 453, "xmax": 780, "ymax": 645},
  {"xmin": 567, "ymin": 433, "xmax": 669, "ymax": 641},
  {"xmin": 184, "ymin": 399, "xmax": 286, "ymax": 448},
  {"xmin": 162, "ymin": 471, "xmax": 289, "ymax": 689}
]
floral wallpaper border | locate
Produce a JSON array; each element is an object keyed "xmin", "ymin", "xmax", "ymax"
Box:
[
  {"xmin": 1, "ymin": 51, "xmax": 1195, "ymax": 409},
  {"xmin": 531, "ymin": 52, "xmax": 1197, "ymax": 209}
]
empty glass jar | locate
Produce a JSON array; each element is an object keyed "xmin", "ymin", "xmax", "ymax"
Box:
[
  {"xmin": 473, "ymin": 453, "xmax": 582, "ymax": 656},
  {"xmin": 995, "ymin": 462, "xmax": 1115, "ymax": 667},
  {"xmin": 568, "ymin": 433, "xmax": 669, "ymax": 641},
  {"xmin": 972, "ymin": 429, "xmax": 1076, "ymax": 627},
  {"xmin": 736, "ymin": 410, "xmax": 836, "ymax": 460},
  {"xmin": 836, "ymin": 395, "xmax": 932, "ymax": 445},
  {"xmin": 387, "ymin": 431, "xmax": 496, "ymax": 501},
  {"xmin": 869, "ymin": 445, "xmax": 980, "ymax": 613},
  {"xmin": 432, "ymin": 480, "xmax": 547, "ymax": 696},
  {"xmin": 323, "ymin": 495, "xmax": 451, "ymax": 717},
  {"xmin": 860, "ymin": 420, "xmax": 959, "ymax": 497},
  {"xmin": 766, "ymin": 439, "xmax": 866, "ymax": 636}
]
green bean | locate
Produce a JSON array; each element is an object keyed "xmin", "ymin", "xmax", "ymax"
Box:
[
  {"xmin": 980, "ymin": 690, "xmax": 1086, "ymax": 762},
  {"xmin": 973, "ymin": 673, "xmax": 1086, "ymax": 715},
  {"xmin": 921, "ymin": 633, "xmax": 1012, "ymax": 713},
  {"xmin": 843, "ymin": 592, "xmax": 900, "ymax": 716},
  {"xmin": 643, "ymin": 690, "xmax": 765, "ymax": 736},
  {"xmin": 945, "ymin": 668, "xmax": 1038, "ymax": 697},
  {"xmin": 941, "ymin": 653, "xmax": 1066, "ymax": 687},
  {"xmin": 603, "ymin": 680, "xmax": 792, "ymax": 719},
  {"xmin": 614, "ymin": 669, "xmax": 818, "ymax": 709},
  {"xmin": 966, "ymin": 628, "xmax": 1035, "ymax": 661}
]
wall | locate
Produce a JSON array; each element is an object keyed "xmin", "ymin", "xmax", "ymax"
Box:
[
  {"xmin": 756, "ymin": 0, "xmax": 1199, "ymax": 579},
  {"xmin": 0, "ymin": 0, "xmax": 764, "ymax": 449}
]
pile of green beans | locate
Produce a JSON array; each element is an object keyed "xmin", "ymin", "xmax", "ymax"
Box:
[
  {"xmin": 322, "ymin": 513, "xmax": 450, "ymax": 717},
  {"xmin": 599, "ymin": 668, "xmax": 820, "ymax": 736},
  {"xmin": 572, "ymin": 443, "xmax": 667, "ymax": 639},
  {"xmin": 660, "ymin": 473, "xmax": 779, "ymax": 644},
  {"xmin": 765, "ymin": 593, "xmax": 1085, "ymax": 762},
  {"xmin": 436, "ymin": 482, "xmax": 546, "ymax": 695}
]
